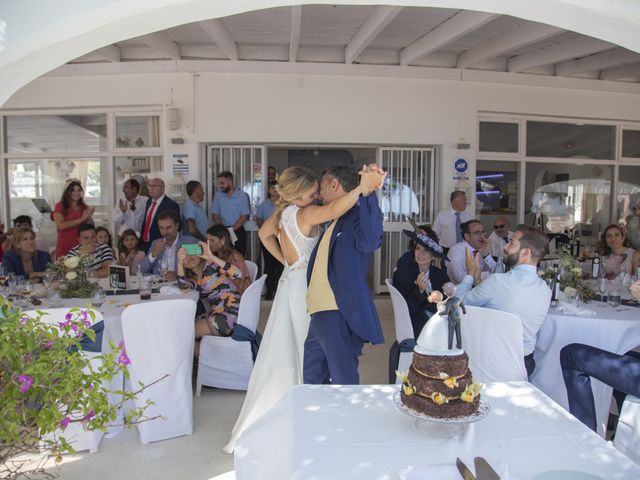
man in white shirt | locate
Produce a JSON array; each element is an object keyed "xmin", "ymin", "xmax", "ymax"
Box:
[
  {"xmin": 432, "ymin": 191, "xmax": 471, "ymax": 253},
  {"xmin": 112, "ymin": 179, "xmax": 148, "ymax": 236},
  {"xmin": 140, "ymin": 210, "xmax": 197, "ymax": 280},
  {"xmin": 446, "ymin": 219, "xmax": 496, "ymax": 283},
  {"xmin": 487, "ymin": 216, "xmax": 513, "ymax": 258},
  {"xmin": 455, "ymin": 224, "xmax": 551, "ymax": 377}
]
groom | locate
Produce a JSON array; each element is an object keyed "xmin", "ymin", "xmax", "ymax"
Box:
[{"xmin": 304, "ymin": 164, "xmax": 385, "ymax": 384}]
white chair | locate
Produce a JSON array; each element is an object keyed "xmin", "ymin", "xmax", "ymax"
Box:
[
  {"xmin": 24, "ymin": 307, "xmax": 105, "ymax": 454},
  {"xmin": 197, "ymin": 274, "xmax": 267, "ymax": 393},
  {"xmin": 121, "ymin": 298, "xmax": 196, "ymax": 444},
  {"xmin": 460, "ymin": 305, "xmax": 527, "ymax": 382},
  {"xmin": 385, "ymin": 279, "xmax": 414, "ymax": 384},
  {"xmin": 245, "ymin": 260, "xmax": 258, "ymax": 283},
  {"xmin": 614, "ymin": 395, "xmax": 640, "ymax": 464}
]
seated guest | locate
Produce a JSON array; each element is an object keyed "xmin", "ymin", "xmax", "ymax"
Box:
[
  {"xmin": 560, "ymin": 281, "xmax": 640, "ymax": 432},
  {"xmin": 67, "ymin": 224, "xmax": 113, "ymax": 278},
  {"xmin": 487, "ymin": 216, "xmax": 513, "ymax": 259},
  {"xmin": 117, "ymin": 229, "xmax": 145, "ymax": 274},
  {"xmin": 96, "ymin": 226, "xmax": 116, "ymax": 259},
  {"xmin": 455, "ymin": 224, "xmax": 551, "ymax": 377},
  {"xmin": 3, "ymin": 227, "xmax": 50, "ymax": 281},
  {"xmin": 446, "ymin": 219, "xmax": 496, "ymax": 283},
  {"xmin": 176, "ymin": 243, "xmax": 241, "ymax": 339},
  {"xmin": 139, "ymin": 210, "xmax": 198, "ymax": 281},
  {"xmin": 392, "ymin": 226, "xmax": 450, "ymax": 338},
  {"xmin": 598, "ymin": 224, "xmax": 640, "ymax": 279},
  {"xmin": 1, "ymin": 215, "xmax": 49, "ymax": 254},
  {"xmin": 206, "ymin": 224, "xmax": 251, "ymax": 295}
]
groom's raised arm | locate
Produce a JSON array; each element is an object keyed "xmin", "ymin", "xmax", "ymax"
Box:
[{"xmin": 352, "ymin": 193, "xmax": 383, "ymax": 253}]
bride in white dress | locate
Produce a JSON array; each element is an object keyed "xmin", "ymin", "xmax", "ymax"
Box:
[{"xmin": 224, "ymin": 165, "xmax": 382, "ymax": 453}]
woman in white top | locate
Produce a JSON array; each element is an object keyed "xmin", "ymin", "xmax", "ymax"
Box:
[
  {"xmin": 599, "ymin": 224, "xmax": 640, "ymax": 279},
  {"xmin": 224, "ymin": 165, "xmax": 383, "ymax": 453}
]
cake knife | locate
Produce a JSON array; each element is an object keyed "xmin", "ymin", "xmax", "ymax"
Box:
[
  {"xmin": 456, "ymin": 458, "xmax": 476, "ymax": 480},
  {"xmin": 474, "ymin": 457, "xmax": 501, "ymax": 480}
]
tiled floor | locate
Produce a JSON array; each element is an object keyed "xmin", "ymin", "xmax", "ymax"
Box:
[{"xmin": 47, "ymin": 295, "xmax": 396, "ymax": 480}]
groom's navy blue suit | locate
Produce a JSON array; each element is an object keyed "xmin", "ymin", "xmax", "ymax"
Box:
[{"xmin": 303, "ymin": 193, "xmax": 384, "ymax": 384}]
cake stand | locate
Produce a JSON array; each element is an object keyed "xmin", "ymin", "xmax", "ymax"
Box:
[{"xmin": 393, "ymin": 390, "xmax": 490, "ymax": 437}]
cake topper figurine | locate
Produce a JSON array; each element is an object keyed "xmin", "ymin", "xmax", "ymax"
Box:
[{"xmin": 432, "ymin": 282, "xmax": 465, "ymax": 350}]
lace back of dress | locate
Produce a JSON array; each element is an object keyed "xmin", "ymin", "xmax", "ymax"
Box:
[{"xmin": 279, "ymin": 205, "xmax": 318, "ymax": 272}]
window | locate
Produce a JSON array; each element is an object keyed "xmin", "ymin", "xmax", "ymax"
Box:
[
  {"xmin": 115, "ymin": 116, "xmax": 160, "ymax": 148},
  {"xmin": 617, "ymin": 166, "xmax": 640, "ymax": 223},
  {"xmin": 525, "ymin": 162, "xmax": 612, "ymax": 235},
  {"xmin": 526, "ymin": 121, "xmax": 615, "ymax": 160},
  {"xmin": 622, "ymin": 130, "xmax": 640, "ymax": 159},
  {"xmin": 479, "ymin": 121, "xmax": 518, "ymax": 153},
  {"xmin": 5, "ymin": 114, "xmax": 107, "ymax": 153},
  {"xmin": 475, "ymin": 160, "xmax": 519, "ymax": 233},
  {"xmin": 114, "ymin": 156, "xmax": 164, "ymax": 197}
]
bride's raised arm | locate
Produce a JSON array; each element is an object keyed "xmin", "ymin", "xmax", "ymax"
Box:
[
  {"xmin": 298, "ymin": 166, "xmax": 383, "ymax": 229},
  {"xmin": 258, "ymin": 214, "xmax": 286, "ymax": 265}
]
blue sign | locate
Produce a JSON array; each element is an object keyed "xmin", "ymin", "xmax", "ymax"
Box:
[{"xmin": 454, "ymin": 158, "xmax": 468, "ymax": 173}]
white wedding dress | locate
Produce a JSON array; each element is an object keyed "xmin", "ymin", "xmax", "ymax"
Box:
[{"xmin": 224, "ymin": 204, "xmax": 318, "ymax": 453}]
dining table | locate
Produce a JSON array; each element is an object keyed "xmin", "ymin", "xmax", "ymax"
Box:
[
  {"xmin": 531, "ymin": 299, "xmax": 640, "ymax": 436},
  {"xmin": 235, "ymin": 382, "xmax": 640, "ymax": 480}
]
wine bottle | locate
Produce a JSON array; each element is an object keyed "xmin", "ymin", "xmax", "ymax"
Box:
[{"xmin": 407, "ymin": 217, "xmax": 421, "ymax": 233}]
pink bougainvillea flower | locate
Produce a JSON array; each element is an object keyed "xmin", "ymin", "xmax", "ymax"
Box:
[
  {"xmin": 58, "ymin": 320, "xmax": 69, "ymax": 329},
  {"xmin": 82, "ymin": 409, "xmax": 95, "ymax": 422},
  {"xmin": 70, "ymin": 324, "xmax": 78, "ymax": 334},
  {"xmin": 65, "ymin": 313, "xmax": 73, "ymax": 321},
  {"xmin": 18, "ymin": 375, "xmax": 34, "ymax": 394},
  {"xmin": 117, "ymin": 341, "xmax": 131, "ymax": 365},
  {"xmin": 59, "ymin": 416, "xmax": 71, "ymax": 430},
  {"xmin": 43, "ymin": 340, "xmax": 54, "ymax": 350},
  {"xmin": 20, "ymin": 315, "xmax": 29, "ymax": 325}
]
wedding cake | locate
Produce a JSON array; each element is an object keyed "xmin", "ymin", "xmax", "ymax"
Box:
[{"xmin": 399, "ymin": 300, "xmax": 481, "ymax": 419}]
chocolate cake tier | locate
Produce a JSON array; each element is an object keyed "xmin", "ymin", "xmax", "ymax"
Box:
[
  {"xmin": 411, "ymin": 351, "xmax": 470, "ymax": 378},
  {"xmin": 401, "ymin": 390, "xmax": 480, "ymax": 419},
  {"xmin": 407, "ymin": 367, "xmax": 473, "ymax": 397}
]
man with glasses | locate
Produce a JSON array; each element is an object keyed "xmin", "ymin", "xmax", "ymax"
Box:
[
  {"xmin": 140, "ymin": 178, "xmax": 180, "ymax": 253},
  {"xmin": 446, "ymin": 219, "xmax": 496, "ymax": 283},
  {"xmin": 487, "ymin": 216, "xmax": 513, "ymax": 259},
  {"xmin": 455, "ymin": 224, "xmax": 551, "ymax": 377}
]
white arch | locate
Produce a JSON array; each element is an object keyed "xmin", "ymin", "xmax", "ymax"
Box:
[{"xmin": 1, "ymin": 0, "xmax": 639, "ymax": 107}]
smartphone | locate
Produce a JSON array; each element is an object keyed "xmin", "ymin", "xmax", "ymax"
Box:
[{"xmin": 183, "ymin": 244, "xmax": 203, "ymax": 256}]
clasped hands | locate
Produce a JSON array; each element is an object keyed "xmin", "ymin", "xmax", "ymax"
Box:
[{"xmin": 358, "ymin": 163, "xmax": 386, "ymax": 196}]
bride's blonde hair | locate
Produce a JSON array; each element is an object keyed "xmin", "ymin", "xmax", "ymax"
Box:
[{"xmin": 272, "ymin": 166, "xmax": 318, "ymax": 227}]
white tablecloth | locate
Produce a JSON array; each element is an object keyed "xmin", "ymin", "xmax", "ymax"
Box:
[
  {"xmin": 235, "ymin": 382, "xmax": 640, "ymax": 480},
  {"xmin": 531, "ymin": 302, "xmax": 640, "ymax": 435}
]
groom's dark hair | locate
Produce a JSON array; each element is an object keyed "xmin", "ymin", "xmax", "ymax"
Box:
[{"xmin": 323, "ymin": 165, "xmax": 359, "ymax": 192}]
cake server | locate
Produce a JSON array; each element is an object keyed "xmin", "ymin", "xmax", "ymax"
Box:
[
  {"xmin": 456, "ymin": 458, "xmax": 476, "ymax": 480},
  {"xmin": 474, "ymin": 457, "xmax": 500, "ymax": 480}
]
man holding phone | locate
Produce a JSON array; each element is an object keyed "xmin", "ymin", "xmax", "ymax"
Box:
[{"xmin": 140, "ymin": 210, "xmax": 198, "ymax": 280}]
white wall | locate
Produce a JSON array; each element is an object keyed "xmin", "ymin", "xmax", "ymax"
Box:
[{"xmin": 4, "ymin": 71, "xmax": 640, "ymax": 210}]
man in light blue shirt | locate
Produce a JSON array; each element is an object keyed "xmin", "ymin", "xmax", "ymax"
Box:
[
  {"xmin": 212, "ymin": 171, "xmax": 251, "ymax": 255},
  {"xmin": 455, "ymin": 224, "xmax": 551, "ymax": 377},
  {"xmin": 182, "ymin": 180, "xmax": 208, "ymax": 241}
]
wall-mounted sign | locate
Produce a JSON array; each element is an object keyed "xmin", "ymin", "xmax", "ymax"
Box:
[{"xmin": 453, "ymin": 157, "xmax": 469, "ymax": 180}]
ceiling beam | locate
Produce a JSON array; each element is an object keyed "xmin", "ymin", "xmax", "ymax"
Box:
[
  {"xmin": 555, "ymin": 47, "xmax": 640, "ymax": 76},
  {"xmin": 139, "ymin": 32, "xmax": 181, "ymax": 60},
  {"xmin": 199, "ymin": 19, "xmax": 238, "ymax": 61},
  {"xmin": 457, "ymin": 23, "xmax": 561, "ymax": 68},
  {"xmin": 600, "ymin": 61, "xmax": 640, "ymax": 80},
  {"xmin": 94, "ymin": 45, "xmax": 121, "ymax": 62},
  {"xmin": 289, "ymin": 5, "xmax": 302, "ymax": 62},
  {"xmin": 345, "ymin": 5, "xmax": 402, "ymax": 65},
  {"xmin": 508, "ymin": 36, "xmax": 611, "ymax": 73},
  {"xmin": 400, "ymin": 11, "xmax": 497, "ymax": 67}
]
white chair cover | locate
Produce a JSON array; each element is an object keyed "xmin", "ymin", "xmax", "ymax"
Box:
[
  {"xmin": 385, "ymin": 279, "xmax": 414, "ymax": 384},
  {"xmin": 460, "ymin": 305, "xmax": 527, "ymax": 382},
  {"xmin": 197, "ymin": 275, "xmax": 266, "ymax": 393},
  {"xmin": 614, "ymin": 395, "xmax": 640, "ymax": 464},
  {"xmin": 121, "ymin": 299, "xmax": 196, "ymax": 444},
  {"xmin": 245, "ymin": 260, "xmax": 258, "ymax": 283},
  {"xmin": 24, "ymin": 307, "xmax": 105, "ymax": 453}
]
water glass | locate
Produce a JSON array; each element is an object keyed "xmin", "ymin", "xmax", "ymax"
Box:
[
  {"xmin": 49, "ymin": 290, "xmax": 63, "ymax": 308},
  {"xmin": 139, "ymin": 275, "xmax": 152, "ymax": 300},
  {"xmin": 91, "ymin": 287, "xmax": 106, "ymax": 308},
  {"xmin": 608, "ymin": 286, "xmax": 622, "ymax": 308}
]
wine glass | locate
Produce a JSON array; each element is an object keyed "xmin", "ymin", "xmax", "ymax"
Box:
[
  {"xmin": 91, "ymin": 287, "xmax": 106, "ymax": 309},
  {"xmin": 158, "ymin": 259, "xmax": 169, "ymax": 282},
  {"xmin": 109, "ymin": 273, "xmax": 119, "ymax": 296},
  {"xmin": 597, "ymin": 277, "xmax": 607, "ymax": 302}
]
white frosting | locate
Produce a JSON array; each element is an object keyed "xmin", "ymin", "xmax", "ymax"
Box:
[{"xmin": 414, "ymin": 311, "xmax": 464, "ymax": 357}]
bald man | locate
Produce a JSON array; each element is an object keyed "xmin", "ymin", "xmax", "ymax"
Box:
[
  {"xmin": 140, "ymin": 178, "xmax": 181, "ymax": 252},
  {"xmin": 487, "ymin": 216, "xmax": 513, "ymax": 259}
]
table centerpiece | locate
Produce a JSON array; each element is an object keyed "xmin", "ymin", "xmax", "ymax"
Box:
[{"xmin": 46, "ymin": 254, "xmax": 100, "ymax": 299}]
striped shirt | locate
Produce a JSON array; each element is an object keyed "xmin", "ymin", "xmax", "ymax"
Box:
[{"xmin": 68, "ymin": 243, "xmax": 114, "ymax": 272}]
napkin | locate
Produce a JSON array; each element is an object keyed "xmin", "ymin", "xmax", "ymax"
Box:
[
  {"xmin": 557, "ymin": 301, "xmax": 596, "ymax": 316},
  {"xmin": 159, "ymin": 285, "xmax": 182, "ymax": 295},
  {"xmin": 227, "ymin": 227, "xmax": 238, "ymax": 245}
]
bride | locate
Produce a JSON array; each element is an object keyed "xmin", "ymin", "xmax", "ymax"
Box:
[{"xmin": 223, "ymin": 164, "xmax": 383, "ymax": 453}]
